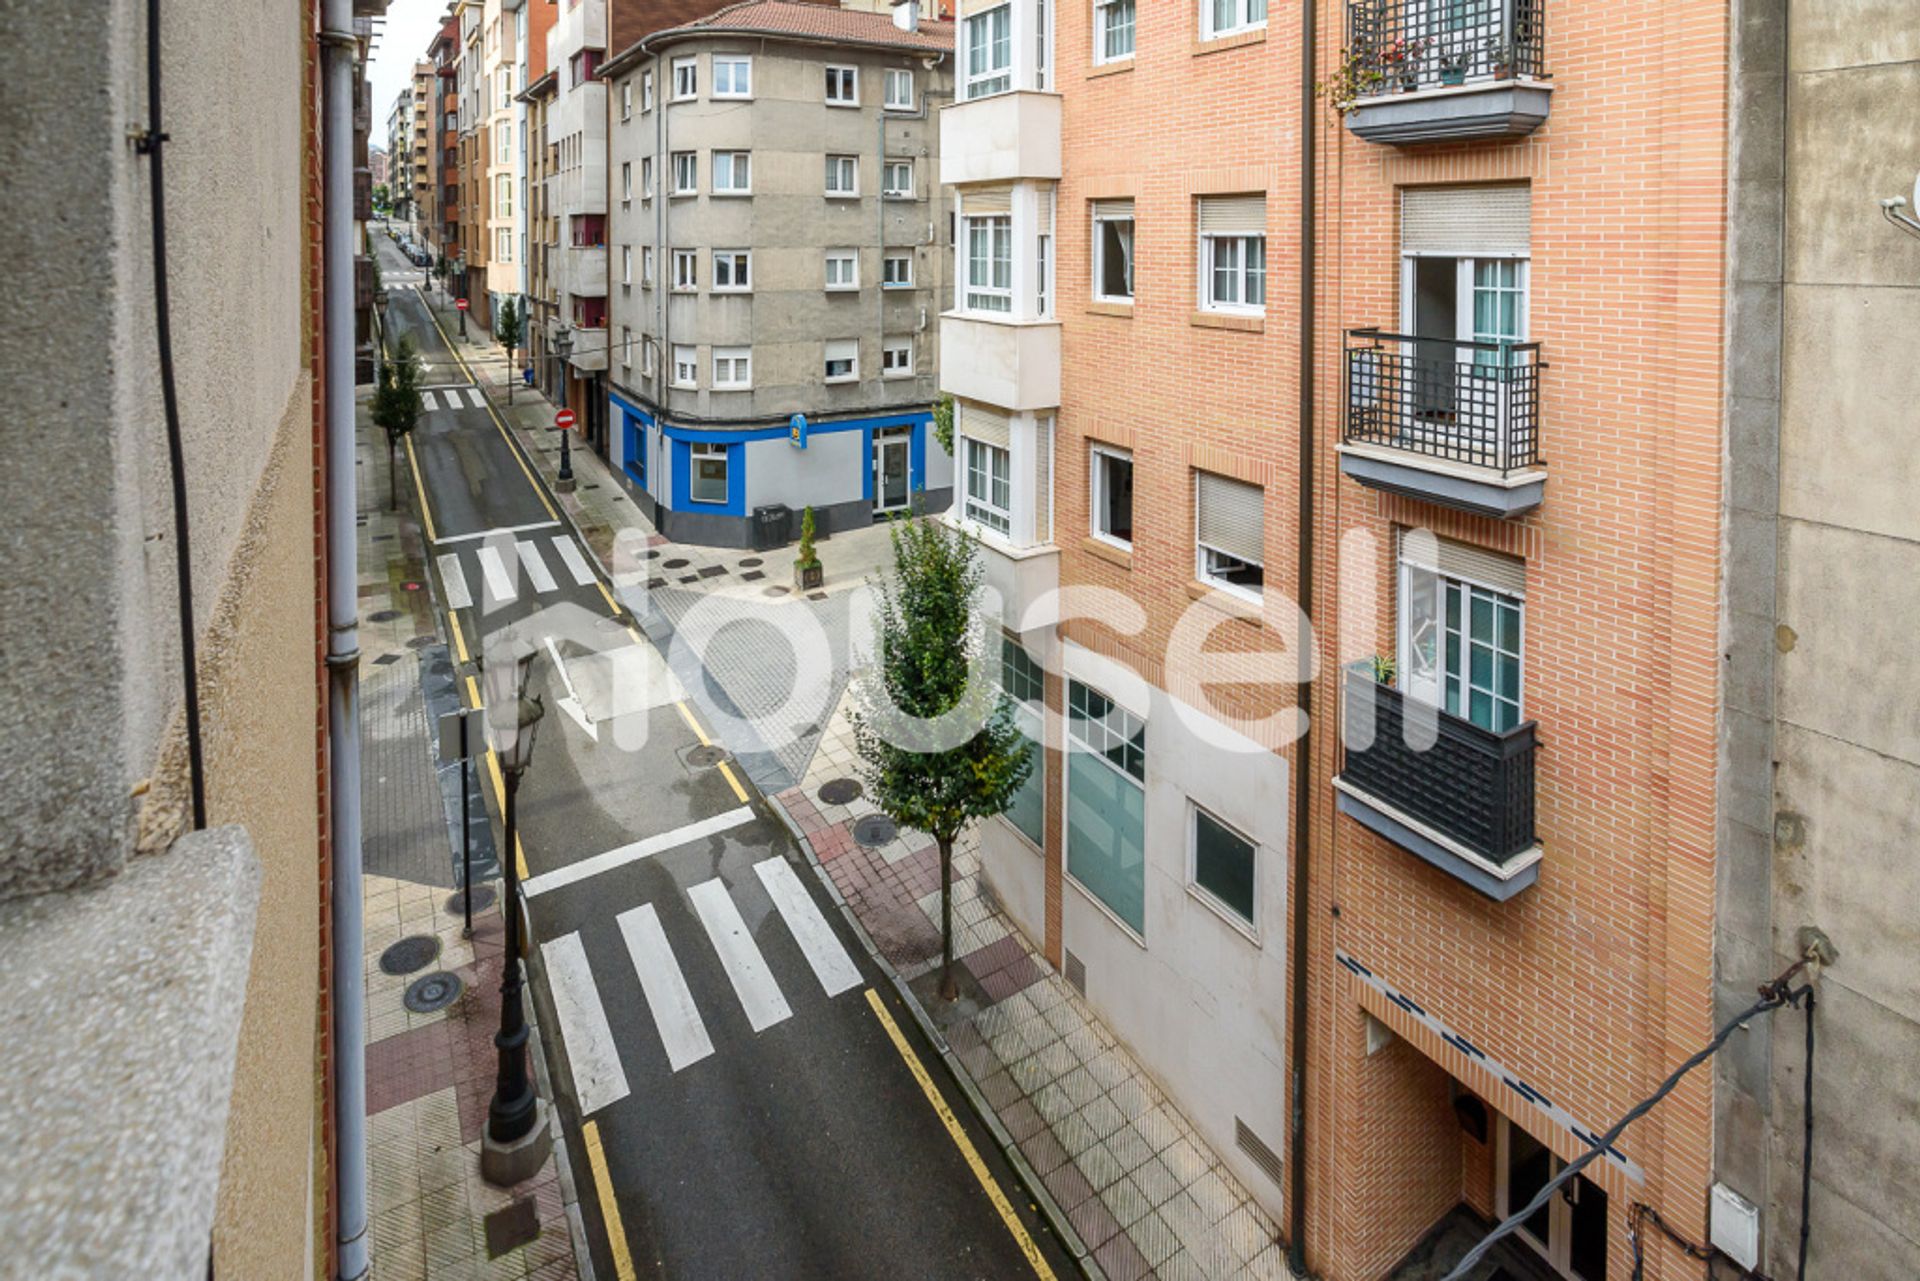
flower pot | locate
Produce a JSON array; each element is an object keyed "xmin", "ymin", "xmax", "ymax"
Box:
[
  {"xmin": 1440, "ymin": 66, "xmax": 1467, "ymax": 86},
  {"xmin": 795, "ymin": 561, "xmax": 824, "ymax": 591}
]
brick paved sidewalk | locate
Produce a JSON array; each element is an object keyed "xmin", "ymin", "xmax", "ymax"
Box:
[{"xmin": 357, "ymin": 383, "xmax": 587, "ymax": 1281}]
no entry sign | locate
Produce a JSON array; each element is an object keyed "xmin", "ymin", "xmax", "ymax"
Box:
[
  {"xmin": 554, "ymin": 408, "xmax": 577, "ymax": 431},
  {"xmin": 456, "ymin": 297, "xmax": 469, "ymax": 311}
]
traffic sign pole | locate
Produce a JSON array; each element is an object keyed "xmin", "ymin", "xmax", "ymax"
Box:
[
  {"xmin": 456, "ymin": 296, "xmax": 468, "ymax": 340},
  {"xmin": 554, "ymin": 408, "xmax": 577, "ymax": 492}
]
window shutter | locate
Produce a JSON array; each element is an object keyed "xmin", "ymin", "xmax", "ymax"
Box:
[
  {"xmin": 1035, "ymin": 416, "xmax": 1054, "ymax": 543},
  {"xmin": 1198, "ymin": 195, "xmax": 1266, "ymax": 236},
  {"xmin": 964, "ymin": 186, "xmax": 1013, "ymax": 216},
  {"xmin": 1196, "ymin": 472, "xmax": 1265, "ymax": 565},
  {"xmin": 1042, "ymin": 185, "xmax": 1057, "ymax": 233},
  {"xmin": 959, "ymin": 401, "xmax": 1012, "ymax": 450},
  {"xmin": 1400, "ymin": 531, "xmax": 1526, "ymax": 598},
  {"xmin": 1401, "ymin": 185, "xmax": 1531, "ymax": 257},
  {"xmin": 1091, "ymin": 198, "xmax": 1133, "ymax": 222}
]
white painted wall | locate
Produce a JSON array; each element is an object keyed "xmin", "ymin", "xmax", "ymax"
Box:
[{"xmin": 742, "ymin": 430, "xmax": 867, "ymax": 511}]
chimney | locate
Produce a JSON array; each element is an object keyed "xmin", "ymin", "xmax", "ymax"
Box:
[{"xmin": 892, "ymin": 0, "xmax": 919, "ymax": 33}]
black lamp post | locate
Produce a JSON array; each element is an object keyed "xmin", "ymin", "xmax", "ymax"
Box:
[
  {"xmin": 554, "ymin": 326, "xmax": 575, "ymax": 491},
  {"xmin": 483, "ymin": 640, "xmax": 544, "ymax": 1152}
]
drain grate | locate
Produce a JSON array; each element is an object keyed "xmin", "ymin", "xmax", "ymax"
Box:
[
  {"xmin": 739, "ymin": 558, "xmax": 764, "ymax": 568},
  {"xmin": 379, "ymin": 935, "xmax": 441, "ymax": 976},
  {"xmin": 688, "ymin": 744, "xmax": 732, "ymax": 768},
  {"xmin": 407, "ymin": 635, "xmax": 437, "ymax": 650},
  {"xmin": 446, "ymin": 885, "xmax": 497, "ymax": 916},
  {"xmin": 403, "ymin": 971, "xmax": 464, "ymax": 1014},
  {"xmin": 852, "ymin": 814, "xmax": 898, "ymax": 848},
  {"xmin": 763, "ymin": 586, "xmax": 790, "ymax": 597},
  {"xmin": 663, "ymin": 558, "xmax": 690, "ymax": 569},
  {"xmin": 818, "ymin": 778, "xmax": 863, "ymax": 806},
  {"xmin": 1064, "ymin": 949, "xmax": 1087, "ymax": 996},
  {"xmin": 370, "ymin": 609, "xmax": 402, "ymax": 623}
]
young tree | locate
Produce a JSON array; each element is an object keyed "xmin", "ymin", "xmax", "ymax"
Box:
[
  {"xmin": 371, "ymin": 335, "xmax": 425, "ymax": 511},
  {"xmin": 495, "ymin": 297, "xmax": 523, "ymax": 404},
  {"xmin": 851, "ymin": 517, "xmax": 1033, "ymax": 1000}
]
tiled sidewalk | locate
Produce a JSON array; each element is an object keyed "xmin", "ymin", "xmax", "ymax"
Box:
[{"xmin": 357, "ymin": 382, "xmax": 585, "ymax": 1281}]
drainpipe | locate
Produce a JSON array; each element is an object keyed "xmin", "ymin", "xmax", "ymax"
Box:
[
  {"xmin": 321, "ymin": 2, "xmax": 370, "ymax": 1278},
  {"xmin": 1286, "ymin": 0, "xmax": 1318, "ymax": 1272}
]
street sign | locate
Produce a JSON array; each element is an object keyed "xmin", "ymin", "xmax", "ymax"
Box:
[
  {"xmin": 554, "ymin": 408, "xmax": 577, "ymax": 431},
  {"xmin": 789, "ymin": 413, "xmax": 809, "ymax": 449},
  {"xmin": 437, "ymin": 708, "xmax": 477, "ymax": 764},
  {"xmin": 456, "ymin": 297, "xmax": 469, "ymax": 311}
]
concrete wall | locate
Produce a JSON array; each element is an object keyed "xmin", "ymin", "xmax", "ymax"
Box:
[{"xmin": 1716, "ymin": 4, "xmax": 1920, "ymax": 1276}]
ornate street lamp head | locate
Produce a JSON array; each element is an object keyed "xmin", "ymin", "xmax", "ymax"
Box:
[{"xmin": 483, "ymin": 637, "xmax": 543, "ymax": 775}]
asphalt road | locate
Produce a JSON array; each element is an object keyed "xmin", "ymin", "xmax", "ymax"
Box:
[{"xmin": 375, "ymin": 234, "xmax": 1074, "ymax": 1281}]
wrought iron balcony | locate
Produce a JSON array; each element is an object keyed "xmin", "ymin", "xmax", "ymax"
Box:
[
  {"xmin": 1335, "ymin": 666, "xmax": 1542, "ymax": 899},
  {"xmin": 1340, "ymin": 329, "xmax": 1545, "ymax": 516},
  {"xmin": 1344, "ymin": 0, "xmax": 1551, "ymax": 144}
]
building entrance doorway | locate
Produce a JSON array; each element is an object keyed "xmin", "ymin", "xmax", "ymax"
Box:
[
  {"xmin": 1496, "ymin": 1116, "xmax": 1608, "ymax": 1280},
  {"xmin": 872, "ymin": 427, "xmax": 911, "ymax": 516}
]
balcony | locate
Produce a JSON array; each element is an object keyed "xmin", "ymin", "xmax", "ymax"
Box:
[
  {"xmin": 940, "ymin": 92, "xmax": 1062, "ymax": 186},
  {"xmin": 1344, "ymin": 0, "xmax": 1551, "ymax": 145},
  {"xmin": 940, "ymin": 314, "xmax": 1060, "ymax": 413},
  {"xmin": 1339, "ymin": 329, "xmax": 1545, "ymax": 517},
  {"xmin": 1333, "ymin": 666, "xmax": 1542, "ymax": 899}
]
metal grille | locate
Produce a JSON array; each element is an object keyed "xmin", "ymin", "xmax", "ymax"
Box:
[
  {"xmin": 1344, "ymin": 329, "xmax": 1542, "ymax": 474},
  {"xmin": 1235, "ymin": 1118, "xmax": 1286, "ymax": 1188},
  {"xmin": 1347, "ymin": 0, "xmax": 1547, "ymax": 91},
  {"xmin": 1064, "ymin": 949, "xmax": 1087, "ymax": 996},
  {"xmin": 1340, "ymin": 667, "xmax": 1538, "ymax": 864}
]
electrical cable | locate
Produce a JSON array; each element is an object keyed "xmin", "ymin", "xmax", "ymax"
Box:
[
  {"xmin": 1796, "ymin": 985, "xmax": 1817, "ymax": 1280},
  {"xmin": 138, "ymin": 0, "xmax": 207, "ymax": 831}
]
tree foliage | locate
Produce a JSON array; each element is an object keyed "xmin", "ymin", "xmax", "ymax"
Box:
[
  {"xmin": 496, "ymin": 296, "xmax": 523, "ymax": 354},
  {"xmin": 371, "ymin": 335, "xmax": 424, "ymax": 510}
]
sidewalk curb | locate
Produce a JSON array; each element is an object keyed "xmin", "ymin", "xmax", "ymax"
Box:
[{"xmin": 765, "ymin": 795, "xmax": 1104, "ymax": 1281}]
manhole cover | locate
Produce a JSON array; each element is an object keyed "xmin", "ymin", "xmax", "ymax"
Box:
[
  {"xmin": 404, "ymin": 971, "xmax": 464, "ymax": 1013},
  {"xmin": 819, "ymin": 778, "xmax": 863, "ymax": 806},
  {"xmin": 446, "ymin": 885, "xmax": 497, "ymax": 915},
  {"xmin": 688, "ymin": 744, "xmax": 732, "ymax": 768},
  {"xmin": 380, "ymin": 935, "xmax": 441, "ymax": 975},
  {"xmin": 763, "ymin": 586, "xmax": 790, "ymax": 598},
  {"xmin": 644, "ymin": 550, "xmax": 661, "ymax": 560},
  {"xmin": 407, "ymin": 634, "xmax": 437, "ymax": 650},
  {"xmin": 663, "ymin": 558, "xmax": 690, "ymax": 569},
  {"xmin": 370, "ymin": 609, "xmax": 402, "ymax": 623},
  {"xmin": 739, "ymin": 558, "xmax": 764, "ymax": 568},
  {"xmin": 853, "ymin": 815, "xmax": 898, "ymax": 848}
]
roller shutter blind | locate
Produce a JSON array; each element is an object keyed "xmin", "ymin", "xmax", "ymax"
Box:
[
  {"xmin": 1091, "ymin": 198, "xmax": 1133, "ymax": 221},
  {"xmin": 1196, "ymin": 472, "xmax": 1265, "ymax": 565},
  {"xmin": 960, "ymin": 0, "xmax": 1006, "ymax": 13},
  {"xmin": 1035, "ymin": 417, "xmax": 1053, "ymax": 543},
  {"xmin": 1401, "ymin": 185, "xmax": 1531, "ymax": 257},
  {"xmin": 1399, "ymin": 530, "xmax": 1526, "ymax": 597},
  {"xmin": 963, "ymin": 186, "xmax": 1013, "ymax": 216},
  {"xmin": 959, "ymin": 402, "xmax": 1012, "ymax": 449},
  {"xmin": 1198, "ymin": 195, "xmax": 1266, "ymax": 236}
]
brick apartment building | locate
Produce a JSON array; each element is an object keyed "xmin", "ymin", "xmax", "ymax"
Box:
[{"xmin": 427, "ymin": 16, "xmax": 460, "ymax": 263}]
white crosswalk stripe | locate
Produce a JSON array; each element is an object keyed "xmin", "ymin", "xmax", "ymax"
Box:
[
  {"xmin": 618, "ymin": 903, "xmax": 715, "ymax": 1072},
  {"xmin": 516, "ymin": 540, "xmax": 558, "ymax": 594},
  {"xmin": 688, "ymin": 878, "xmax": 792, "ymax": 1033},
  {"xmin": 754, "ymin": 858, "xmax": 863, "ymax": 998},
  {"xmin": 551, "ymin": 536, "xmax": 598, "ymax": 587},
  {"xmin": 542, "ymin": 932, "xmax": 630, "ymax": 1116},
  {"xmin": 421, "ymin": 390, "xmax": 440, "ymax": 412},
  {"xmin": 468, "ymin": 387, "xmax": 487, "ymax": 409},
  {"xmin": 435, "ymin": 553, "xmax": 472, "ymax": 610},
  {"xmin": 475, "ymin": 543, "xmax": 517, "ymax": 603}
]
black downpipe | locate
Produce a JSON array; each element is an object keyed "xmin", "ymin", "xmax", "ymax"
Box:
[
  {"xmin": 139, "ymin": 0, "xmax": 208, "ymax": 831},
  {"xmin": 1287, "ymin": 0, "xmax": 1318, "ymax": 1272}
]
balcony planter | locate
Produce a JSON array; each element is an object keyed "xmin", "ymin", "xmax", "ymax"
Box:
[{"xmin": 1343, "ymin": 0, "xmax": 1551, "ymax": 144}]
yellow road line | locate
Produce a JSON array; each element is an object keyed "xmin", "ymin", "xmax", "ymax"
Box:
[
  {"xmin": 582, "ymin": 1120, "xmax": 638, "ymax": 1281},
  {"xmin": 447, "ymin": 610, "xmax": 470, "ymax": 666},
  {"xmin": 864, "ymin": 990, "xmax": 1058, "ymax": 1281},
  {"xmin": 464, "ymin": 673, "xmax": 528, "ymax": 881},
  {"xmin": 673, "ymin": 700, "xmax": 751, "ymax": 803},
  {"xmin": 597, "ymin": 581, "xmax": 620, "ymax": 615},
  {"xmin": 418, "ymin": 296, "xmax": 557, "ymax": 520},
  {"xmin": 403, "ymin": 434, "xmax": 437, "ymax": 543}
]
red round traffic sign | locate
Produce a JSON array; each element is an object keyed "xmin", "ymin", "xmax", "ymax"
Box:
[
  {"xmin": 456, "ymin": 297, "xmax": 469, "ymax": 311},
  {"xmin": 554, "ymin": 409, "xmax": 577, "ymax": 430}
]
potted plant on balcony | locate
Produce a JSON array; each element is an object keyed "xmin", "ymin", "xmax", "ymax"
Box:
[
  {"xmin": 793, "ymin": 505, "xmax": 824, "ymax": 591},
  {"xmin": 1381, "ymin": 36, "xmax": 1427, "ymax": 93},
  {"xmin": 1485, "ymin": 34, "xmax": 1517, "ymax": 80},
  {"xmin": 1438, "ymin": 48, "xmax": 1469, "ymax": 86},
  {"xmin": 1315, "ymin": 45, "xmax": 1387, "ymax": 114}
]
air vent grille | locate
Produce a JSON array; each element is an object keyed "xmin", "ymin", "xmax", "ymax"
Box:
[
  {"xmin": 1236, "ymin": 1117, "xmax": 1284, "ymax": 1188},
  {"xmin": 1064, "ymin": 949, "xmax": 1086, "ymax": 996}
]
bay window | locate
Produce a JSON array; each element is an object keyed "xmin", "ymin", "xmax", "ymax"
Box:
[
  {"xmin": 964, "ymin": 4, "xmax": 1013, "ymax": 99},
  {"xmin": 963, "ymin": 437, "xmax": 1013, "ymax": 536},
  {"xmin": 965, "ymin": 212, "xmax": 1013, "ymax": 313}
]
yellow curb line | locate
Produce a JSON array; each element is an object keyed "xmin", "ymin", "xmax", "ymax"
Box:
[
  {"xmin": 863, "ymin": 989, "xmax": 1059, "ymax": 1281},
  {"xmin": 582, "ymin": 1119, "xmax": 638, "ymax": 1281},
  {"xmin": 403, "ymin": 434, "xmax": 437, "ymax": 543},
  {"xmin": 674, "ymin": 701, "xmax": 751, "ymax": 805},
  {"xmin": 447, "ymin": 610, "xmax": 470, "ymax": 666},
  {"xmin": 464, "ymin": 673, "xmax": 527, "ymax": 882}
]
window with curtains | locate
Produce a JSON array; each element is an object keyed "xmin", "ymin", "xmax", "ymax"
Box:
[
  {"xmin": 642, "ymin": 69, "xmax": 654, "ymax": 111},
  {"xmin": 826, "ymin": 154, "xmax": 858, "ymax": 196},
  {"xmin": 964, "ymin": 4, "xmax": 1013, "ymax": 99},
  {"xmin": 885, "ymin": 69, "xmax": 915, "ymax": 110},
  {"xmin": 672, "ymin": 249, "xmax": 696, "ymax": 291},
  {"xmin": 825, "ymin": 65, "xmax": 858, "ymax": 105},
  {"xmin": 712, "ymin": 347, "xmax": 751, "ymax": 389},
  {"xmin": 1095, "ymin": 0, "xmax": 1135, "ymax": 63},
  {"xmin": 965, "ymin": 212, "xmax": 1012, "ymax": 313},
  {"xmin": 1093, "ymin": 199, "xmax": 1134, "ymax": 301},
  {"xmin": 620, "ymin": 161, "xmax": 632, "ymax": 203},
  {"xmin": 964, "ymin": 437, "xmax": 1012, "ymax": 535},
  {"xmin": 671, "ymin": 151, "xmax": 696, "ymax": 195},
  {"xmin": 1204, "ymin": 0, "xmax": 1266, "ymax": 38},
  {"xmin": 712, "ymin": 151, "xmax": 751, "ymax": 194},
  {"xmin": 712, "ymin": 249, "xmax": 750, "ymax": 292},
  {"xmin": 1000, "ymin": 638, "xmax": 1046, "ymax": 848},
  {"xmin": 883, "ymin": 160, "xmax": 914, "ymax": 198},
  {"xmin": 825, "ymin": 249, "xmax": 859, "ymax": 290},
  {"xmin": 672, "ymin": 57, "xmax": 697, "ymax": 100},
  {"xmin": 641, "ymin": 156, "xmax": 653, "ymax": 198},
  {"xmin": 1195, "ymin": 471, "xmax": 1265, "ymax": 597},
  {"xmin": 1066, "ymin": 680, "xmax": 1146, "ymax": 935},
  {"xmin": 1397, "ymin": 534, "xmax": 1526, "ymax": 733}
]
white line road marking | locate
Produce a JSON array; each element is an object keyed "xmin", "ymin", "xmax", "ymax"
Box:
[
  {"xmin": 421, "ymin": 390, "xmax": 440, "ymax": 412},
  {"xmin": 545, "ymin": 636, "xmax": 598, "ymax": 743},
  {"xmin": 617, "ymin": 904, "xmax": 715, "ymax": 1073},
  {"xmin": 688, "ymin": 878, "xmax": 792, "ymax": 1034},
  {"xmin": 468, "ymin": 387, "xmax": 487, "ymax": 409},
  {"xmin": 754, "ymin": 858, "xmax": 864, "ymax": 998},
  {"xmin": 522, "ymin": 806, "xmax": 756, "ymax": 899},
  {"xmin": 435, "ymin": 553, "xmax": 472, "ymax": 610},
  {"xmin": 516, "ymin": 540, "xmax": 558, "ymax": 594},
  {"xmin": 552, "ymin": 536, "xmax": 598, "ymax": 587},
  {"xmin": 476, "ymin": 544, "xmax": 517, "ymax": 603},
  {"xmin": 433, "ymin": 521, "xmax": 561, "ymax": 547},
  {"xmin": 541, "ymin": 932, "xmax": 631, "ymax": 1116}
]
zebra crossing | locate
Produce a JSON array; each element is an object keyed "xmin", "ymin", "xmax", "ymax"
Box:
[
  {"xmin": 419, "ymin": 385, "xmax": 489, "ymax": 413},
  {"xmin": 540, "ymin": 855, "xmax": 867, "ymax": 1111},
  {"xmin": 434, "ymin": 529, "xmax": 599, "ymax": 611}
]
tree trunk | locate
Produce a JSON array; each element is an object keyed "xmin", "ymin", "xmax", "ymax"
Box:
[
  {"xmin": 388, "ymin": 437, "xmax": 397, "ymax": 511},
  {"xmin": 937, "ymin": 834, "xmax": 957, "ymax": 1001}
]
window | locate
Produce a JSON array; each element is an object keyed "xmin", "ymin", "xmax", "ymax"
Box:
[
  {"xmin": 1066, "ymin": 681, "xmax": 1146, "ymax": 935},
  {"xmin": 1037, "ymin": 229, "xmax": 1053, "ymax": 317},
  {"xmin": 882, "ymin": 253, "xmax": 914, "ymax": 287},
  {"xmin": 642, "ymin": 246, "xmax": 655, "ymax": 288},
  {"xmin": 621, "ymin": 244, "xmax": 632, "ymax": 285},
  {"xmin": 826, "ymin": 154, "xmax": 858, "ymax": 197},
  {"xmin": 965, "ymin": 214, "xmax": 1012, "ymax": 313},
  {"xmin": 712, "ymin": 55, "xmax": 752, "ymax": 98},
  {"xmin": 712, "ymin": 347, "xmax": 751, "ymax": 389},
  {"xmin": 1399, "ymin": 544, "xmax": 1525, "ymax": 734},
  {"xmin": 825, "ymin": 249, "xmax": 859, "ymax": 290},
  {"xmin": 496, "ymin": 174, "xmax": 512, "ymax": 217},
  {"xmin": 672, "ymin": 56, "xmax": 697, "ymax": 100},
  {"xmin": 1095, "ymin": 0, "xmax": 1135, "ymax": 62},
  {"xmin": 712, "ymin": 150, "xmax": 751, "ymax": 194},
  {"xmin": 672, "ymin": 344, "xmax": 698, "ymax": 388},
  {"xmin": 1093, "ymin": 200, "xmax": 1134, "ymax": 301},
  {"xmin": 671, "ymin": 151, "xmax": 697, "ymax": 195},
  {"xmin": 620, "ymin": 161, "xmax": 632, "ymax": 202},
  {"xmin": 640, "ymin": 156, "xmax": 653, "ymax": 198},
  {"xmin": 621, "ymin": 81, "xmax": 632, "ymax": 120},
  {"xmin": 884, "ymin": 68, "xmax": 915, "ymax": 110},
  {"xmin": 1000, "ymin": 638, "xmax": 1046, "ymax": 846},
  {"xmin": 1191, "ymin": 806, "xmax": 1255, "ymax": 929},
  {"xmin": 672, "ymin": 249, "xmax": 697, "ymax": 291},
  {"xmin": 1091, "ymin": 446, "xmax": 1133, "ymax": 548},
  {"xmin": 883, "ymin": 160, "xmax": 914, "ymax": 198},
  {"xmin": 1204, "ymin": 0, "xmax": 1266, "ymax": 38},
  {"xmin": 964, "ymin": 437, "xmax": 1012, "ymax": 535},
  {"xmin": 571, "ymin": 213, "xmax": 606, "ymax": 246},
  {"xmin": 882, "ymin": 337, "xmax": 913, "ymax": 378},
  {"xmin": 620, "ymin": 325, "xmax": 633, "ymax": 369},
  {"xmin": 824, "ymin": 338, "xmax": 858, "ymax": 382},
  {"xmin": 964, "ymin": 4, "xmax": 1012, "ymax": 99},
  {"xmin": 1195, "ymin": 472, "xmax": 1265, "ymax": 598},
  {"xmin": 642, "ymin": 341, "xmax": 657, "ymax": 379},
  {"xmin": 712, "ymin": 249, "xmax": 751, "ymax": 292},
  {"xmin": 1200, "ymin": 197, "xmax": 1267, "ymax": 312},
  {"xmin": 690, "ymin": 441, "xmax": 728, "ymax": 502},
  {"xmin": 495, "ymin": 228, "xmax": 511, "ymax": 261},
  {"xmin": 825, "ymin": 65, "xmax": 857, "ymax": 105},
  {"xmin": 642, "ymin": 69, "xmax": 654, "ymax": 111}
]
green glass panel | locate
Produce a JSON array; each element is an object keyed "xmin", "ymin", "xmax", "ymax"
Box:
[
  {"xmin": 1471, "ymin": 594, "xmax": 1494, "ymax": 642},
  {"xmin": 1470, "ymin": 690, "xmax": 1493, "ymax": 727},
  {"xmin": 1471, "ymin": 643, "xmax": 1493, "ymax": 689},
  {"xmin": 1193, "ymin": 810, "xmax": 1255, "ymax": 925},
  {"xmin": 1499, "ymin": 653, "xmax": 1520, "ymax": 703},
  {"xmin": 1067, "ymin": 749, "xmax": 1145, "ymax": 934}
]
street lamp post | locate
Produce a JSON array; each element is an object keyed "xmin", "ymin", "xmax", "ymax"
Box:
[
  {"xmin": 479, "ymin": 638, "xmax": 554, "ymax": 1186},
  {"xmin": 553, "ymin": 326, "xmax": 575, "ymax": 490}
]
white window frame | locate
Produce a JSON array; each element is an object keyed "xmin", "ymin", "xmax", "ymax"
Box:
[
  {"xmin": 881, "ymin": 337, "xmax": 914, "ymax": 379},
  {"xmin": 963, "ymin": 4, "xmax": 1013, "ymax": 99},
  {"xmin": 825, "ymin": 249, "xmax": 859, "ymax": 291},
  {"xmin": 882, "ymin": 252, "xmax": 914, "ymax": 288},
  {"xmin": 884, "ymin": 68, "xmax": 915, "ymax": 110},
  {"xmin": 689, "ymin": 441, "xmax": 728, "ymax": 502},
  {"xmin": 825, "ymin": 65, "xmax": 858, "ymax": 106},
  {"xmin": 711, "ymin": 346, "xmax": 752, "ymax": 390},
  {"xmin": 643, "ymin": 340, "xmax": 657, "ymax": 379},
  {"xmin": 1201, "ymin": 233, "xmax": 1267, "ymax": 314},
  {"xmin": 495, "ymin": 227, "xmax": 511, "ymax": 262},
  {"xmin": 641, "ymin": 245, "xmax": 655, "ymax": 288},
  {"xmin": 672, "ymin": 56, "xmax": 698, "ymax": 101},
  {"xmin": 620, "ymin": 161, "xmax": 632, "ymax": 203},
  {"xmin": 964, "ymin": 214, "xmax": 1013, "ymax": 314},
  {"xmin": 620, "ymin": 325, "xmax": 633, "ymax": 369},
  {"xmin": 671, "ymin": 344, "xmax": 698, "ymax": 388},
  {"xmin": 1090, "ymin": 444, "xmax": 1133, "ymax": 550},
  {"xmin": 671, "ymin": 151, "xmax": 697, "ymax": 195},
  {"xmin": 1397, "ymin": 558, "xmax": 1526, "ymax": 734},
  {"xmin": 640, "ymin": 156, "xmax": 654, "ymax": 199},
  {"xmin": 1093, "ymin": 205, "xmax": 1135, "ymax": 302},
  {"xmin": 823, "ymin": 338, "xmax": 859, "ymax": 383},
  {"xmin": 711, "ymin": 150, "xmax": 751, "ymax": 195},
  {"xmin": 1187, "ymin": 802, "xmax": 1258, "ymax": 938},
  {"xmin": 711, "ymin": 55, "xmax": 753, "ymax": 100},
  {"xmin": 642, "ymin": 69, "xmax": 654, "ymax": 111},
  {"xmin": 825, "ymin": 154, "xmax": 859, "ymax": 198},
  {"xmin": 1202, "ymin": 0, "xmax": 1266, "ymax": 40},
  {"xmin": 1094, "ymin": 0, "xmax": 1136, "ymax": 64},
  {"xmin": 711, "ymin": 249, "xmax": 752, "ymax": 293},
  {"xmin": 962, "ymin": 436, "xmax": 1012, "ymax": 536},
  {"xmin": 672, "ymin": 248, "xmax": 697, "ymax": 292},
  {"xmin": 620, "ymin": 80, "xmax": 632, "ymax": 120},
  {"xmin": 882, "ymin": 159, "xmax": 914, "ymax": 198},
  {"xmin": 621, "ymin": 244, "xmax": 632, "ymax": 285}
]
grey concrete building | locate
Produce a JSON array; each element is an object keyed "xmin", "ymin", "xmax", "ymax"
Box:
[
  {"xmin": 1714, "ymin": 5, "xmax": 1920, "ymax": 1278},
  {"xmin": 600, "ymin": 0, "xmax": 956, "ymax": 548}
]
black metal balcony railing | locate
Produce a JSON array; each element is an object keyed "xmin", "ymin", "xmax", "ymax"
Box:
[
  {"xmin": 1347, "ymin": 0, "xmax": 1546, "ymax": 92},
  {"xmin": 1345, "ymin": 329, "xmax": 1542, "ymax": 474},
  {"xmin": 1341, "ymin": 666, "xmax": 1538, "ymax": 865}
]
